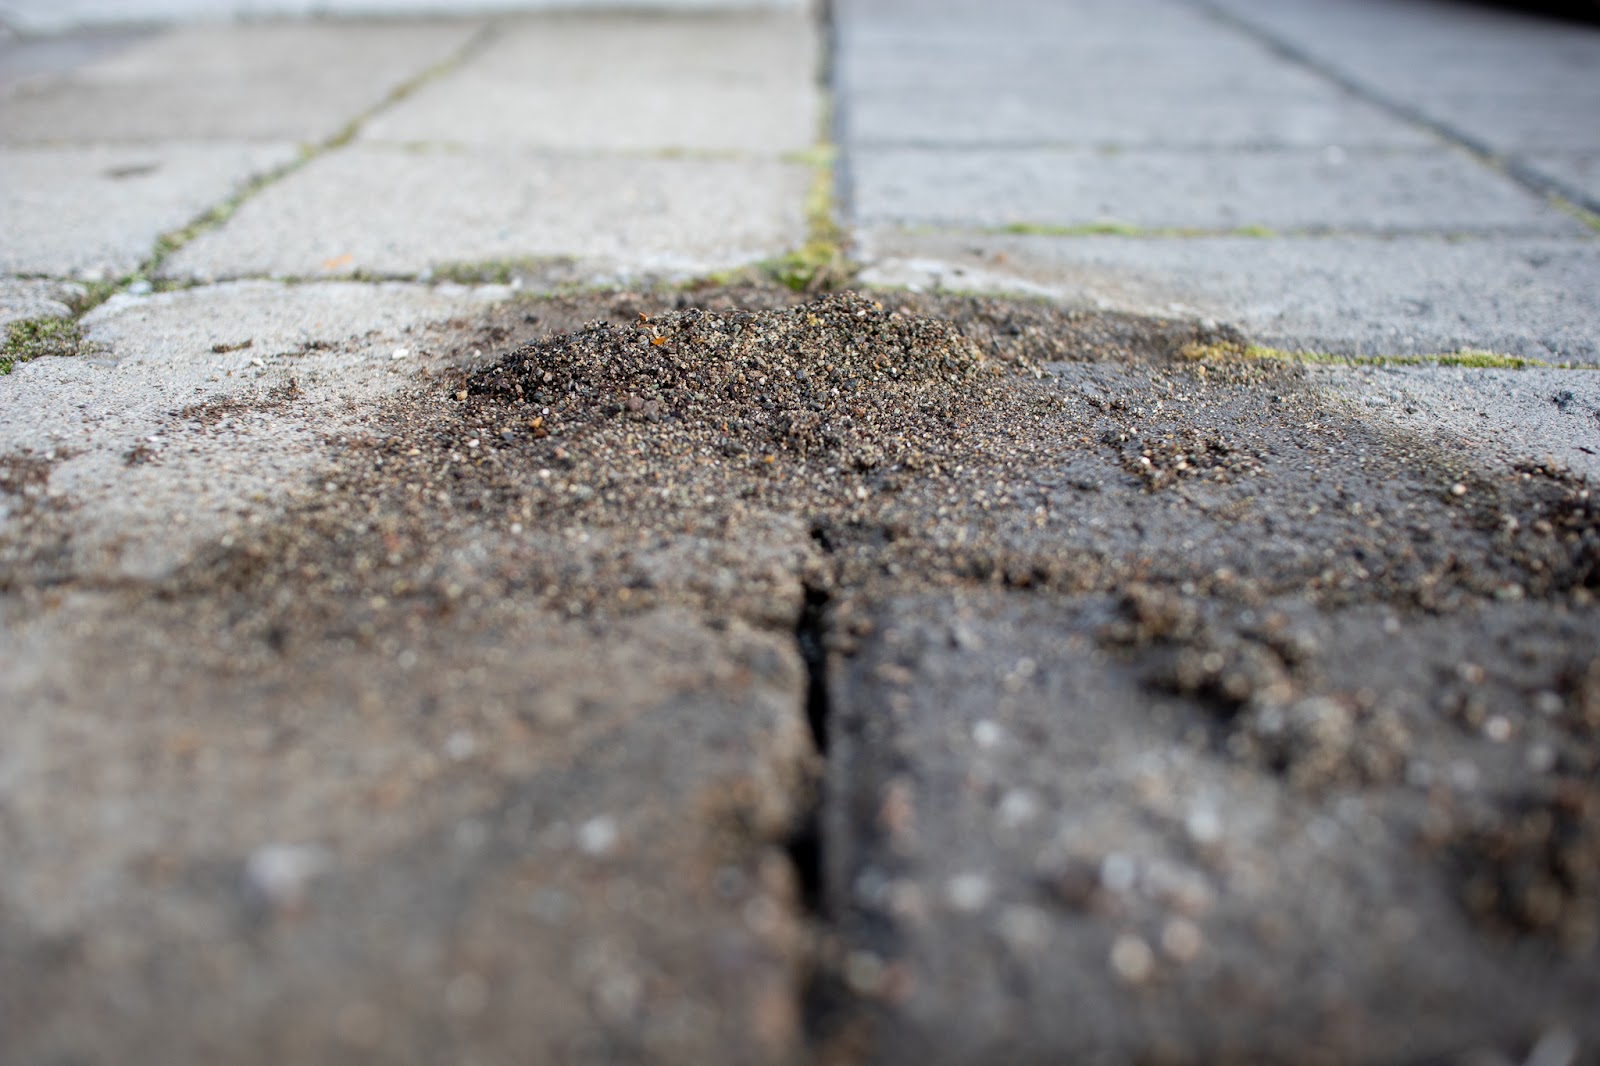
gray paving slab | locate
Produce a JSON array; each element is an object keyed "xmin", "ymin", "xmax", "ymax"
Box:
[
  {"xmin": 1316, "ymin": 364, "xmax": 1600, "ymax": 483},
  {"xmin": 857, "ymin": 231, "xmax": 1600, "ymax": 363},
  {"xmin": 162, "ymin": 146, "xmax": 809, "ymax": 282},
  {"xmin": 1526, "ymin": 154, "xmax": 1600, "ymax": 207},
  {"xmin": 0, "ymin": 0, "xmax": 804, "ymax": 33},
  {"xmin": 1, "ymin": 280, "xmax": 508, "ymax": 578},
  {"xmin": 0, "ymin": 277, "xmax": 83, "ymax": 327},
  {"xmin": 849, "ymin": 147, "xmax": 1584, "ymax": 235},
  {"xmin": 0, "ymin": 27, "xmax": 148, "ymax": 95},
  {"xmin": 823, "ymin": 588, "xmax": 1600, "ymax": 1064},
  {"xmin": 362, "ymin": 11, "xmax": 817, "ymax": 154},
  {"xmin": 845, "ymin": 89, "xmax": 1434, "ymax": 150},
  {"xmin": 0, "ymin": 21, "xmax": 483, "ymax": 146},
  {"xmin": 0, "ymin": 142, "xmax": 299, "ymax": 278}
]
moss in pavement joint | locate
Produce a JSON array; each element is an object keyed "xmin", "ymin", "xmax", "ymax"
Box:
[
  {"xmin": 999, "ymin": 221, "xmax": 1279, "ymax": 239},
  {"xmin": 2, "ymin": 317, "xmax": 82, "ymax": 375},
  {"xmin": 1177, "ymin": 340, "xmax": 1573, "ymax": 370}
]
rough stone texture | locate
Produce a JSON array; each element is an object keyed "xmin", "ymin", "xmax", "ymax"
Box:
[
  {"xmin": 362, "ymin": 11, "xmax": 818, "ymax": 154},
  {"xmin": 0, "ymin": 0, "xmax": 806, "ymax": 34},
  {"xmin": 856, "ymin": 232, "xmax": 1600, "ymax": 364},
  {"xmin": 0, "ymin": 277, "xmax": 83, "ymax": 327},
  {"xmin": 850, "ymin": 147, "xmax": 1582, "ymax": 235},
  {"xmin": 1316, "ymin": 364, "xmax": 1600, "ymax": 483},
  {"xmin": 0, "ymin": 143, "xmax": 299, "ymax": 278},
  {"xmin": 0, "ymin": 280, "xmax": 508, "ymax": 579},
  {"xmin": 0, "ymin": 21, "xmax": 483, "ymax": 146},
  {"xmin": 162, "ymin": 147, "xmax": 810, "ymax": 282},
  {"xmin": 0, "ymin": 598, "xmax": 814, "ymax": 1066},
  {"xmin": 824, "ymin": 590, "xmax": 1600, "ymax": 1065}
]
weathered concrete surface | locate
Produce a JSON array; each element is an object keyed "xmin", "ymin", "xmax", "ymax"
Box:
[
  {"xmin": 858, "ymin": 231, "xmax": 1600, "ymax": 363},
  {"xmin": 0, "ymin": 277, "xmax": 82, "ymax": 327},
  {"xmin": 0, "ymin": 280, "xmax": 508, "ymax": 579},
  {"xmin": 0, "ymin": 21, "xmax": 483, "ymax": 145},
  {"xmin": 361, "ymin": 11, "xmax": 819, "ymax": 154},
  {"xmin": 841, "ymin": 0, "xmax": 1600, "ymax": 360},
  {"xmin": 0, "ymin": 143, "xmax": 299, "ymax": 277},
  {"xmin": 161, "ymin": 147, "xmax": 810, "ymax": 281},
  {"xmin": 0, "ymin": 0, "xmax": 806, "ymax": 35}
]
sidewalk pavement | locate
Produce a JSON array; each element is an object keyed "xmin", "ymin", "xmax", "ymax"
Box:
[{"xmin": 2, "ymin": 1, "xmax": 1600, "ymax": 1064}]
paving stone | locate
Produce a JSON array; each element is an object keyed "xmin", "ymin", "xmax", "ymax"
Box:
[
  {"xmin": 844, "ymin": 87, "xmax": 1431, "ymax": 150},
  {"xmin": 1, "ymin": 0, "xmax": 806, "ymax": 34},
  {"xmin": 856, "ymin": 231, "xmax": 1600, "ymax": 363},
  {"xmin": 0, "ymin": 280, "xmax": 508, "ymax": 580},
  {"xmin": 849, "ymin": 146, "xmax": 1584, "ymax": 234},
  {"xmin": 0, "ymin": 27, "xmax": 149, "ymax": 96},
  {"xmin": 162, "ymin": 146, "xmax": 809, "ymax": 282},
  {"xmin": 821, "ymin": 589, "xmax": 1600, "ymax": 1064},
  {"xmin": 1525, "ymin": 154, "xmax": 1600, "ymax": 207},
  {"xmin": 362, "ymin": 11, "xmax": 818, "ymax": 154},
  {"xmin": 0, "ymin": 598, "xmax": 814, "ymax": 1066},
  {"xmin": 0, "ymin": 277, "xmax": 84, "ymax": 328},
  {"xmin": 0, "ymin": 21, "xmax": 482, "ymax": 146},
  {"xmin": 0, "ymin": 143, "xmax": 299, "ymax": 278}
]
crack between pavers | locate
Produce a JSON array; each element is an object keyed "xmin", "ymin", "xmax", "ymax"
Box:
[{"xmin": 1185, "ymin": 0, "xmax": 1600, "ymax": 227}]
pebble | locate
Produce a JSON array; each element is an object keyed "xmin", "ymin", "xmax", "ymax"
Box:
[
  {"xmin": 946, "ymin": 872, "xmax": 993, "ymax": 912},
  {"xmin": 577, "ymin": 815, "xmax": 619, "ymax": 856},
  {"xmin": 1110, "ymin": 933, "xmax": 1155, "ymax": 984},
  {"xmin": 244, "ymin": 843, "xmax": 327, "ymax": 909}
]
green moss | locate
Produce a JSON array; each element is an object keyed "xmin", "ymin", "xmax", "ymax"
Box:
[
  {"xmin": 997, "ymin": 221, "xmax": 1279, "ymax": 239},
  {"xmin": 432, "ymin": 257, "xmax": 576, "ymax": 286},
  {"xmin": 2, "ymin": 317, "xmax": 82, "ymax": 375},
  {"xmin": 764, "ymin": 111, "xmax": 852, "ymax": 293},
  {"xmin": 1177, "ymin": 340, "xmax": 1568, "ymax": 370}
]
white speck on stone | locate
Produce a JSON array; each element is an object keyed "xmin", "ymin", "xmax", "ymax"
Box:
[
  {"xmin": 245, "ymin": 843, "xmax": 327, "ymax": 908},
  {"xmin": 1100, "ymin": 853, "xmax": 1137, "ymax": 895},
  {"xmin": 1110, "ymin": 934, "xmax": 1155, "ymax": 984},
  {"xmin": 1160, "ymin": 917, "xmax": 1204, "ymax": 963},
  {"xmin": 1484, "ymin": 715, "xmax": 1512, "ymax": 742},
  {"xmin": 972, "ymin": 719, "xmax": 1004, "ymax": 749},
  {"xmin": 1185, "ymin": 806, "xmax": 1222, "ymax": 846},
  {"xmin": 444, "ymin": 730, "xmax": 476, "ymax": 761},
  {"xmin": 578, "ymin": 815, "xmax": 619, "ymax": 856},
  {"xmin": 997, "ymin": 788, "xmax": 1039, "ymax": 828},
  {"xmin": 391, "ymin": 347, "xmax": 410, "ymax": 359},
  {"xmin": 946, "ymin": 872, "xmax": 992, "ymax": 912}
]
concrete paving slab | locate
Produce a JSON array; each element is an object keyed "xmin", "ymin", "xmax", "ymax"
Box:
[
  {"xmin": 1, "ymin": 280, "xmax": 508, "ymax": 579},
  {"xmin": 0, "ymin": 0, "xmax": 805, "ymax": 34},
  {"xmin": 848, "ymin": 147, "xmax": 1584, "ymax": 235},
  {"xmin": 844, "ymin": 89, "xmax": 1434, "ymax": 150},
  {"xmin": 1317, "ymin": 364, "xmax": 1600, "ymax": 483},
  {"xmin": 1526, "ymin": 153, "xmax": 1600, "ymax": 206},
  {"xmin": 0, "ymin": 142, "xmax": 299, "ymax": 278},
  {"xmin": 0, "ymin": 277, "xmax": 83, "ymax": 327},
  {"xmin": 362, "ymin": 11, "xmax": 818, "ymax": 154},
  {"xmin": 0, "ymin": 27, "xmax": 148, "ymax": 96},
  {"xmin": 822, "ymin": 588, "xmax": 1600, "ymax": 1064},
  {"xmin": 857, "ymin": 232, "xmax": 1600, "ymax": 363},
  {"xmin": 162, "ymin": 146, "xmax": 809, "ymax": 282},
  {"xmin": 0, "ymin": 21, "xmax": 483, "ymax": 146}
]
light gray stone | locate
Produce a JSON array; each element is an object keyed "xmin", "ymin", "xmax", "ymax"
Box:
[
  {"xmin": 0, "ymin": 27, "xmax": 148, "ymax": 96},
  {"xmin": 0, "ymin": 21, "xmax": 483, "ymax": 146},
  {"xmin": 1317, "ymin": 364, "xmax": 1600, "ymax": 482},
  {"xmin": 849, "ymin": 146, "xmax": 1585, "ymax": 234},
  {"xmin": 857, "ymin": 230, "xmax": 1600, "ymax": 363},
  {"xmin": 0, "ymin": 143, "xmax": 299, "ymax": 278},
  {"xmin": 362, "ymin": 11, "xmax": 818, "ymax": 154},
  {"xmin": 1, "ymin": 280, "xmax": 508, "ymax": 579},
  {"xmin": 0, "ymin": 277, "xmax": 84, "ymax": 327},
  {"xmin": 1526, "ymin": 154, "xmax": 1600, "ymax": 207},
  {"xmin": 162, "ymin": 146, "xmax": 809, "ymax": 282}
]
